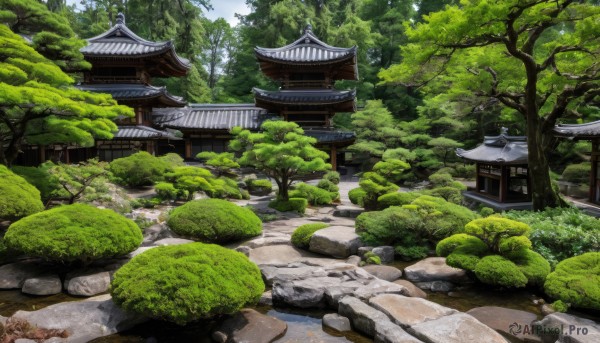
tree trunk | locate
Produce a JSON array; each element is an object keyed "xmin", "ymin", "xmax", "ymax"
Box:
[{"xmin": 278, "ymin": 174, "xmax": 289, "ymax": 201}]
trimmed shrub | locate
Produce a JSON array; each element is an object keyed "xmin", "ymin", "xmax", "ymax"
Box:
[
  {"xmin": 358, "ymin": 172, "xmax": 399, "ymax": 210},
  {"xmin": 394, "ymin": 245, "xmax": 428, "ymax": 261},
  {"xmin": 544, "ymin": 252, "xmax": 600, "ymax": 310},
  {"xmin": 12, "ymin": 163, "xmax": 62, "ymax": 202},
  {"xmin": 268, "ymin": 198, "xmax": 307, "ymax": 214},
  {"xmin": 424, "ymin": 186, "xmax": 463, "ymax": 204},
  {"xmin": 560, "ymin": 162, "xmax": 591, "ymax": 184},
  {"xmin": 428, "ymin": 172, "xmax": 454, "ymax": 187},
  {"xmin": 155, "ymin": 182, "xmax": 179, "ymax": 200},
  {"xmin": 474, "ymin": 255, "xmax": 528, "ymax": 288},
  {"xmin": 110, "ymin": 152, "xmax": 171, "ymax": 187},
  {"xmin": 246, "ymin": 179, "xmax": 273, "ymax": 196},
  {"xmin": 348, "ymin": 187, "xmax": 366, "ymax": 206},
  {"xmin": 289, "ymin": 182, "xmax": 334, "ymax": 205},
  {"xmin": 159, "ymin": 153, "xmax": 185, "ymax": 167},
  {"xmin": 167, "ymin": 199, "xmax": 262, "ymax": 243},
  {"xmin": 410, "ymin": 195, "xmax": 479, "ymax": 241},
  {"xmin": 551, "ymin": 300, "xmax": 569, "ymax": 313},
  {"xmin": 291, "ymin": 223, "xmax": 329, "ymax": 248},
  {"xmin": 377, "ymin": 192, "xmax": 421, "ymax": 209},
  {"xmin": 4, "ymin": 204, "xmax": 142, "ymax": 263},
  {"xmin": 111, "ymin": 243, "xmax": 264, "ymax": 324},
  {"xmin": 323, "ymin": 171, "xmax": 341, "ymax": 185},
  {"xmin": 0, "ymin": 165, "xmax": 44, "ymax": 221}
]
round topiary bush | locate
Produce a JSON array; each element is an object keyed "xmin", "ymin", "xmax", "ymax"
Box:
[
  {"xmin": 167, "ymin": 199, "xmax": 262, "ymax": 243},
  {"xmin": 474, "ymin": 255, "xmax": 529, "ymax": 288},
  {"xmin": 4, "ymin": 204, "xmax": 142, "ymax": 263},
  {"xmin": 348, "ymin": 187, "xmax": 366, "ymax": 206},
  {"xmin": 291, "ymin": 223, "xmax": 329, "ymax": 249},
  {"xmin": 377, "ymin": 192, "xmax": 421, "ymax": 209},
  {"xmin": 110, "ymin": 151, "xmax": 171, "ymax": 187},
  {"xmin": 111, "ymin": 243, "xmax": 265, "ymax": 325},
  {"xmin": 544, "ymin": 252, "xmax": 600, "ymax": 310},
  {"xmin": 0, "ymin": 165, "xmax": 44, "ymax": 221}
]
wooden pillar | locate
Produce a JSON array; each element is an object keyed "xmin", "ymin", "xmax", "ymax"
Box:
[
  {"xmin": 65, "ymin": 148, "xmax": 70, "ymax": 165},
  {"xmin": 591, "ymin": 141, "xmax": 598, "ymax": 203},
  {"xmin": 147, "ymin": 141, "xmax": 154, "ymax": 155},
  {"xmin": 475, "ymin": 163, "xmax": 480, "ymax": 193},
  {"xmin": 39, "ymin": 145, "xmax": 46, "ymax": 163},
  {"xmin": 185, "ymin": 139, "xmax": 192, "ymax": 159},
  {"xmin": 499, "ymin": 165, "xmax": 507, "ymax": 203},
  {"xmin": 330, "ymin": 145, "xmax": 337, "ymax": 171}
]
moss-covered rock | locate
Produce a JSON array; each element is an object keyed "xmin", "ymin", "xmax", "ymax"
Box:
[
  {"xmin": 4, "ymin": 204, "xmax": 142, "ymax": 263},
  {"xmin": 544, "ymin": 252, "xmax": 600, "ymax": 310},
  {"xmin": 291, "ymin": 223, "xmax": 329, "ymax": 249},
  {"xmin": 0, "ymin": 165, "xmax": 44, "ymax": 221},
  {"xmin": 246, "ymin": 179, "xmax": 272, "ymax": 195},
  {"xmin": 268, "ymin": 198, "xmax": 307, "ymax": 214},
  {"xmin": 167, "ymin": 199, "xmax": 262, "ymax": 243},
  {"xmin": 111, "ymin": 243, "xmax": 265, "ymax": 325}
]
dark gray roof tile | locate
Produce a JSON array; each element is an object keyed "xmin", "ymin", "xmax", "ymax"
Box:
[
  {"xmin": 153, "ymin": 104, "xmax": 272, "ymax": 130},
  {"xmin": 554, "ymin": 120, "xmax": 600, "ymax": 139},
  {"xmin": 253, "ymin": 88, "xmax": 356, "ymax": 105},
  {"xmin": 76, "ymin": 84, "xmax": 186, "ymax": 107},
  {"xmin": 456, "ymin": 130, "xmax": 528, "ymax": 164},
  {"xmin": 113, "ymin": 126, "xmax": 181, "ymax": 140}
]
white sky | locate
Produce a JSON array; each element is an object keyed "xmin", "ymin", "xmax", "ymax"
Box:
[{"xmin": 65, "ymin": 0, "xmax": 250, "ymax": 26}]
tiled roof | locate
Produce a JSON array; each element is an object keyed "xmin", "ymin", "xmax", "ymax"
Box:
[
  {"xmin": 554, "ymin": 120, "xmax": 600, "ymax": 139},
  {"xmin": 456, "ymin": 128, "xmax": 528, "ymax": 164},
  {"xmin": 253, "ymin": 88, "xmax": 356, "ymax": 105},
  {"xmin": 76, "ymin": 84, "xmax": 186, "ymax": 107},
  {"xmin": 304, "ymin": 128, "xmax": 356, "ymax": 144},
  {"xmin": 113, "ymin": 126, "xmax": 181, "ymax": 140},
  {"xmin": 255, "ymin": 25, "xmax": 356, "ymax": 64},
  {"xmin": 153, "ymin": 104, "xmax": 272, "ymax": 130}
]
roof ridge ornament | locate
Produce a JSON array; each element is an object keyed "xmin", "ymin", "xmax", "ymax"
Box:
[
  {"xmin": 304, "ymin": 24, "xmax": 313, "ymax": 34},
  {"xmin": 116, "ymin": 12, "xmax": 125, "ymax": 25}
]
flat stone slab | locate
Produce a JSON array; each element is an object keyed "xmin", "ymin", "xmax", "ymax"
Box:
[
  {"xmin": 22, "ymin": 275, "xmax": 62, "ymax": 296},
  {"xmin": 333, "ymin": 205, "xmax": 363, "ymax": 218},
  {"xmin": 152, "ymin": 238, "xmax": 195, "ymax": 246},
  {"xmin": 309, "ymin": 226, "xmax": 363, "ymax": 258},
  {"xmin": 250, "ymin": 245, "xmax": 337, "ymax": 265},
  {"xmin": 467, "ymin": 306, "xmax": 540, "ymax": 342},
  {"xmin": 245, "ymin": 236, "xmax": 291, "ymax": 249},
  {"xmin": 533, "ymin": 312, "xmax": 600, "ymax": 343},
  {"xmin": 408, "ymin": 312, "xmax": 508, "ymax": 343},
  {"xmin": 338, "ymin": 296, "xmax": 391, "ymax": 337},
  {"xmin": 375, "ymin": 320, "xmax": 424, "ymax": 343},
  {"xmin": 322, "ymin": 313, "xmax": 351, "ymax": 332},
  {"xmin": 404, "ymin": 257, "xmax": 469, "ymax": 283},
  {"xmin": 362, "ymin": 265, "xmax": 402, "ymax": 282},
  {"xmin": 393, "ymin": 280, "xmax": 427, "ymax": 298},
  {"xmin": 213, "ymin": 308, "xmax": 287, "ymax": 343},
  {"xmin": 370, "ymin": 294, "xmax": 457, "ymax": 328}
]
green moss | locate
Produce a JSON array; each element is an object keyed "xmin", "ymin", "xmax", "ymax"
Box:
[
  {"xmin": 474, "ymin": 255, "xmax": 528, "ymax": 288},
  {"xmin": 246, "ymin": 179, "xmax": 273, "ymax": 195},
  {"xmin": 377, "ymin": 192, "xmax": 421, "ymax": 209},
  {"xmin": 0, "ymin": 165, "xmax": 44, "ymax": 221},
  {"xmin": 364, "ymin": 251, "xmax": 382, "ymax": 265},
  {"xmin": 110, "ymin": 152, "xmax": 171, "ymax": 187},
  {"xmin": 508, "ymin": 249, "xmax": 551, "ymax": 287},
  {"xmin": 551, "ymin": 300, "xmax": 569, "ymax": 313},
  {"xmin": 291, "ymin": 223, "xmax": 329, "ymax": 249},
  {"xmin": 436, "ymin": 233, "xmax": 488, "ymax": 257},
  {"xmin": 544, "ymin": 252, "xmax": 600, "ymax": 310},
  {"xmin": 348, "ymin": 187, "xmax": 366, "ymax": 206},
  {"xmin": 394, "ymin": 245, "xmax": 428, "ymax": 261},
  {"xmin": 167, "ymin": 199, "xmax": 262, "ymax": 243},
  {"xmin": 111, "ymin": 243, "xmax": 265, "ymax": 325},
  {"xmin": 268, "ymin": 198, "xmax": 307, "ymax": 214},
  {"xmin": 155, "ymin": 182, "xmax": 179, "ymax": 200},
  {"xmin": 4, "ymin": 204, "xmax": 142, "ymax": 263}
]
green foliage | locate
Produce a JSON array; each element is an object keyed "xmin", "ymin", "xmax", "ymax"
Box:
[
  {"xmin": 409, "ymin": 195, "xmax": 479, "ymax": 241},
  {"xmin": 560, "ymin": 163, "xmax": 591, "ymax": 184},
  {"xmin": 4, "ymin": 204, "xmax": 142, "ymax": 264},
  {"xmin": 377, "ymin": 192, "xmax": 421, "ymax": 209},
  {"xmin": 110, "ymin": 152, "xmax": 171, "ymax": 187},
  {"xmin": 394, "ymin": 245, "xmax": 428, "ymax": 261},
  {"xmin": 544, "ymin": 252, "xmax": 600, "ymax": 310},
  {"xmin": 159, "ymin": 153, "xmax": 185, "ymax": 167},
  {"xmin": 111, "ymin": 243, "xmax": 265, "ymax": 325},
  {"xmin": 323, "ymin": 171, "xmax": 341, "ymax": 185},
  {"xmin": 363, "ymin": 251, "xmax": 382, "ymax": 265},
  {"xmin": 155, "ymin": 182, "xmax": 180, "ymax": 201},
  {"xmin": 11, "ymin": 163, "xmax": 61, "ymax": 202},
  {"xmin": 372, "ymin": 159, "xmax": 411, "ymax": 183},
  {"xmin": 349, "ymin": 187, "xmax": 367, "ymax": 206},
  {"xmin": 0, "ymin": 165, "xmax": 44, "ymax": 221},
  {"xmin": 47, "ymin": 158, "xmax": 109, "ymax": 204},
  {"xmin": 428, "ymin": 137, "xmax": 463, "ymax": 166},
  {"xmin": 474, "ymin": 255, "xmax": 529, "ymax": 288},
  {"xmin": 167, "ymin": 199, "xmax": 262, "ymax": 243},
  {"xmin": 268, "ymin": 198, "xmax": 307, "ymax": 214},
  {"xmin": 428, "ymin": 173, "xmax": 454, "ymax": 188},
  {"xmin": 348, "ymin": 100, "xmax": 403, "ymax": 159},
  {"xmin": 289, "ymin": 182, "xmax": 335, "ymax": 206},
  {"xmin": 245, "ymin": 179, "xmax": 273, "ymax": 195},
  {"xmin": 358, "ymin": 172, "xmax": 400, "ymax": 210},
  {"xmin": 291, "ymin": 223, "xmax": 329, "ymax": 249},
  {"xmin": 196, "ymin": 152, "xmax": 240, "ymax": 176},
  {"xmin": 230, "ymin": 121, "xmax": 331, "ymax": 200},
  {"xmin": 503, "ymin": 208, "xmax": 600, "ymax": 267},
  {"xmin": 464, "ymin": 217, "xmax": 531, "ymax": 253},
  {"xmin": 479, "ymin": 207, "xmax": 495, "ymax": 217},
  {"xmin": 551, "ymin": 300, "xmax": 569, "ymax": 313},
  {"xmin": 424, "ymin": 186, "xmax": 463, "ymax": 204}
]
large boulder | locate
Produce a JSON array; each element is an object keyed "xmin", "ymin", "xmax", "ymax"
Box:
[
  {"xmin": 533, "ymin": 312, "xmax": 600, "ymax": 343},
  {"xmin": 273, "ymin": 277, "xmax": 342, "ymax": 308},
  {"xmin": 64, "ymin": 270, "xmax": 111, "ymax": 297},
  {"xmin": 404, "ymin": 257, "xmax": 469, "ymax": 283},
  {"xmin": 369, "ymin": 294, "xmax": 457, "ymax": 328},
  {"xmin": 407, "ymin": 312, "xmax": 508, "ymax": 343},
  {"xmin": 11, "ymin": 294, "xmax": 147, "ymax": 343},
  {"xmin": 309, "ymin": 226, "xmax": 363, "ymax": 258},
  {"xmin": 0, "ymin": 261, "xmax": 45, "ymax": 289},
  {"xmin": 362, "ymin": 265, "xmax": 402, "ymax": 282},
  {"xmin": 212, "ymin": 309, "xmax": 287, "ymax": 343},
  {"xmin": 22, "ymin": 275, "xmax": 62, "ymax": 296},
  {"xmin": 467, "ymin": 306, "xmax": 539, "ymax": 343}
]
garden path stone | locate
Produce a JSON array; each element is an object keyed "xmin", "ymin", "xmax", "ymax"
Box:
[
  {"xmin": 322, "ymin": 313, "xmax": 351, "ymax": 332},
  {"xmin": 128, "ymin": 246, "xmax": 155, "ymax": 258},
  {"xmin": 212, "ymin": 308, "xmax": 287, "ymax": 343},
  {"xmin": 362, "ymin": 265, "xmax": 402, "ymax": 281},
  {"xmin": 353, "ymin": 279, "xmax": 408, "ymax": 301},
  {"xmin": 244, "ymin": 236, "xmax": 290, "ymax": 249},
  {"xmin": 338, "ymin": 296, "xmax": 391, "ymax": 337},
  {"xmin": 467, "ymin": 306, "xmax": 540, "ymax": 343},
  {"xmin": 407, "ymin": 312, "xmax": 509, "ymax": 343},
  {"xmin": 273, "ymin": 276, "xmax": 343, "ymax": 308},
  {"xmin": 309, "ymin": 225, "xmax": 363, "ymax": 258},
  {"xmin": 152, "ymin": 238, "xmax": 195, "ymax": 246},
  {"xmin": 403, "ymin": 257, "xmax": 469, "ymax": 283},
  {"xmin": 533, "ymin": 312, "xmax": 600, "ymax": 343},
  {"xmin": 345, "ymin": 255, "xmax": 361, "ymax": 266},
  {"xmin": 0, "ymin": 261, "xmax": 46, "ymax": 289},
  {"xmin": 369, "ymin": 294, "xmax": 457, "ymax": 328},
  {"xmin": 22, "ymin": 274, "xmax": 62, "ymax": 295},
  {"xmin": 11, "ymin": 294, "xmax": 147, "ymax": 343},
  {"xmin": 332, "ymin": 205, "xmax": 363, "ymax": 218},
  {"xmin": 64, "ymin": 270, "xmax": 111, "ymax": 297},
  {"xmin": 371, "ymin": 246, "xmax": 395, "ymax": 264},
  {"xmin": 141, "ymin": 223, "xmax": 174, "ymax": 245},
  {"xmin": 249, "ymin": 245, "xmax": 338, "ymax": 265},
  {"xmin": 392, "ymin": 280, "xmax": 427, "ymax": 298},
  {"xmin": 375, "ymin": 320, "xmax": 424, "ymax": 343}
]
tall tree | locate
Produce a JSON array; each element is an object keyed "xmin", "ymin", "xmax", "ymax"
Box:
[
  {"xmin": 201, "ymin": 18, "xmax": 233, "ymax": 90},
  {"xmin": 380, "ymin": 0, "xmax": 600, "ymax": 210}
]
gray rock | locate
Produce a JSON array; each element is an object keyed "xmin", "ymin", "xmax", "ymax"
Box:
[
  {"xmin": 369, "ymin": 294, "xmax": 457, "ymax": 328},
  {"xmin": 152, "ymin": 238, "xmax": 195, "ymax": 246},
  {"xmin": 15, "ymin": 340, "xmax": 37, "ymax": 343},
  {"xmin": 358, "ymin": 247, "xmax": 374, "ymax": 258},
  {"xmin": 128, "ymin": 246, "xmax": 155, "ymax": 258},
  {"xmin": 142, "ymin": 223, "xmax": 173, "ymax": 245},
  {"xmin": 0, "ymin": 261, "xmax": 46, "ymax": 289},
  {"xmin": 533, "ymin": 312, "xmax": 600, "ymax": 343},
  {"xmin": 333, "ymin": 205, "xmax": 364, "ymax": 218},
  {"xmin": 211, "ymin": 331, "xmax": 227, "ymax": 343},
  {"xmin": 407, "ymin": 312, "xmax": 508, "ymax": 343},
  {"xmin": 354, "ymin": 279, "xmax": 408, "ymax": 301},
  {"xmin": 260, "ymin": 265, "xmax": 324, "ymax": 286},
  {"xmin": 346, "ymin": 255, "xmax": 362, "ymax": 266},
  {"xmin": 393, "ymin": 280, "xmax": 427, "ymax": 298},
  {"xmin": 272, "ymin": 277, "xmax": 342, "ymax": 308},
  {"xmin": 404, "ymin": 257, "xmax": 469, "ymax": 283},
  {"xmin": 65, "ymin": 271, "xmax": 110, "ymax": 297},
  {"xmin": 11, "ymin": 294, "xmax": 147, "ymax": 343},
  {"xmin": 467, "ymin": 306, "xmax": 540, "ymax": 343},
  {"xmin": 213, "ymin": 308, "xmax": 287, "ymax": 343},
  {"xmin": 259, "ymin": 290, "xmax": 273, "ymax": 306},
  {"xmin": 249, "ymin": 245, "xmax": 336, "ymax": 265},
  {"xmin": 309, "ymin": 226, "xmax": 363, "ymax": 258},
  {"xmin": 22, "ymin": 275, "xmax": 62, "ymax": 295},
  {"xmin": 235, "ymin": 246, "xmax": 251, "ymax": 257},
  {"xmin": 362, "ymin": 265, "xmax": 402, "ymax": 282},
  {"xmin": 245, "ymin": 236, "xmax": 290, "ymax": 249},
  {"xmin": 322, "ymin": 313, "xmax": 351, "ymax": 332},
  {"xmin": 374, "ymin": 320, "xmax": 424, "ymax": 343},
  {"xmin": 372, "ymin": 246, "xmax": 395, "ymax": 264},
  {"xmin": 324, "ymin": 281, "xmax": 365, "ymax": 309},
  {"xmin": 431, "ymin": 281, "xmax": 454, "ymax": 292},
  {"xmin": 540, "ymin": 304, "xmax": 556, "ymax": 316},
  {"xmin": 338, "ymin": 296, "xmax": 391, "ymax": 337}
]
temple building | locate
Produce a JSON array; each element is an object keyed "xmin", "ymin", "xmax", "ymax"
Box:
[
  {"xmin": 77, "ymin": 13, "xmax": 188, "ymax": 161},
  {"xmin": 456, "ymin": 128, "xmax": 532, "ymax": 210},
  {"xmin": 253, "ymin": 24, "xmax": 358, "ymax": 170},
  {"xmin": 554, "ymin": 120, "xmax": 600, "ymax": 204}
]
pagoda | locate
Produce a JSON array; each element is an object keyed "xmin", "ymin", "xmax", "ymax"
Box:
[
  {"xmin": 77, "ymin": 13, "xmax": 189, "ymax": 161},
  {"xmin": 253, "ymin": 24, "xmax": 357, "ymax": 170}
]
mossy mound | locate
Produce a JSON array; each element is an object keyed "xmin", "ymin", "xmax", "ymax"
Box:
[
  {"xmin": 268, "ymin": 198, "xmax": 307, "ymax": 214},
  {"xmin": 167, "ymin": 199, "xmax": 262, "ymax": 243},
  {"xmin": 4, "ymin": 204, "xmax": 142, "ymax": 263},
  {"xmin": 0, "ymin": 165, "xmax": 44, "ymax": 221},
  {"xmin": 544, "ymin": 252, "xmax": 600, "ymax": 310},
  {"xmin": 111, "ymin": 243, "xmax": 265, "ymax": 325},
  {"xmin": 291, "ymin": 223, "xmax": 329, "ymax": 249}
]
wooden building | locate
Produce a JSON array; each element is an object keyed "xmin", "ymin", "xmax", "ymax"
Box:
[
  {"xmin": 456, "ymin": 128, "xmax": 532, "ymax": 210},
  {"xmin": 253, "ymin": 24, "xmax": 357, "ymax": 170}
]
